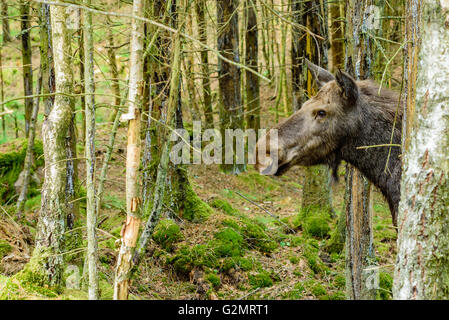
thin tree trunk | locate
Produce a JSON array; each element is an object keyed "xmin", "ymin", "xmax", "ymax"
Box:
[
  {"xmin": 16, "ymin": 70, "xmax": 42, "ymax": 218},
  {"xmin": 106, "ymin": 15, "xmax": 121, "ymax": 123},
  {"xmin": 77, "ymin": 8, "xmax": 86, "ymax": 144},
  {"xmin": 217, "ymin": 0, "xmax": 245, "ymax": 174},
  {"xmin": 83, "ymin": 0, "xmax": 99, "ymax": 300},
  {"xmin": 344, "ymin": 0, "xmax": 377, "ymax": 300},
  {"xmin": 394, "ymin": 0, "xmax": 449, "ymax": 300},
  {"xmin": 114, "ymin": 0, "xmax": 145, "ymax": 300},
  {"xmin": 1, "ymin": 1, "xmax": 11, "ymax": 43},
  {"xmin": 245, "ymin": 0, "xmax": 260, "ymax": 131},
  {"xmin": 30, "ymin": 1, "xmax": 74, "ymax": 287},
  {"xmin": 195, "ymin": 0, "xmax": 213, "ymax": 128},
  {"xmin": 20, "ymin": 0, "xmax": 33, "ymax": 137}
]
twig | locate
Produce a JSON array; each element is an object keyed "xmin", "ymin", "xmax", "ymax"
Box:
[{"xmin": 234, "ymin": 191, "xmax": 296, "ymax": 233}]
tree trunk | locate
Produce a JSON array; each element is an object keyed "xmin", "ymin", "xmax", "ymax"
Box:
[
  {"xmin": 393, "ymin": 0, "xmax": 449, "ymax": 300},
  {"xmin": 244, "ymin": 0, "xmax": 260, "ymax": 132},
  {"xmin": 28, "ymin": 1, "xmax": 74, "ymax": 288},
  {"xmin": 195, "ymin": 0, "xmax": 213, "ymax": 128},
  {"xmin": 16, "ymin": 71, "xmax": 42, "ymax": 219},
  {"xmin": 114, "ymin": 0, "xmax": 145, "ymax": 300},
  {"xmin": 83, "ymin": 0, "xmax": 99, "ymax": 300},
  {"xmin": 344, "ymin": 0, "xmax": 377, "ymax": 300},
  {"xmin": 217, "ymin": 0, "xmax": 245, "ymax": 174},
  {"xmin": 20, "ymin": 0, "xmax": 33, "ymax": 138},
  {"xmin": 1, "ymin": 1, "xmax": 10, "ymax": 43}
]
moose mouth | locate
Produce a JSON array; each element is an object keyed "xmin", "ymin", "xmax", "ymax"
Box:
[{"xmin": 273, "ymin": 161, "xmax": 293, "ymax": 176}]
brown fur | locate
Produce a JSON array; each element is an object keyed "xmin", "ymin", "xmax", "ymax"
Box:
[{"xmin": 256, "ymin": 64, "xmax": 402, "ymax": 225}]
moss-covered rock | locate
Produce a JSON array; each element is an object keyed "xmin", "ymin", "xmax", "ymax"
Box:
[{"xmin": 152, "ymin": 219, "xmax": 183, "ymax": 251}]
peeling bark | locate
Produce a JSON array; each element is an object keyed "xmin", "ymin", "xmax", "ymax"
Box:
[{"xmin": 394, "ymin": 0, "xmax": 449, "ymax": 300}]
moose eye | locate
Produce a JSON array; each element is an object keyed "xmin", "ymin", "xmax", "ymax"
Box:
[{"xmin": 316, "ymin": 110, "xmax": 326, "ymax": 118}]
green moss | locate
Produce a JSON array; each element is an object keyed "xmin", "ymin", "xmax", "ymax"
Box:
[
  {"xmin": 182, "ymin": 184, "xmax": 213, "ymax": 222},
  {"xmin": 213, "ymin": 228, "xmax": 245, "ymax": 257},
  {"xmin": 13, "ymin": 247, "xmax": 59, "ymax": 297},
  {"xmin": 167, "ymin": 245, "xmax": 218, "ymax": 276},
  {"xmin": 152, "ymin": 219, "xmax": 183, "ymax": 251},
  {"xmin": 248, "ymin": 272, "xmax": 273, "ymax": 288},
  {"xmin": 329, "ymin": 291, "xmax": 346, "ymax": 300},
  {"xmin": 241, "ymin": 220, "xmax": 278, "ymax": 254},
  {"xmin": 289, "ymin": 256, "xmax": 300, "ymax": 264},
  {"xmin": 302, "ymin": 243, "xmax": 327, "ymax": 275},
  {"xmin": 0, "ymin": 240, "xmax": 12, "ymax": 259},
  {"xmin": 376, "ymin": 272, "xmax": 393, "ymax": 300},
  {"xmin": 303, "ymin": 211, "xmax": 331, "ymax": 238},
  {"xmin": 210, "ymin": 198, "xmax": 240, "ymax": 216},
  {"xmin": 0, "ymin": 139, "xmax": 44, "ymax": 203},
  {"xmin": 333, "ymin": 274, "xmax": 346, "ymax": 289},
  {"xmin": 206, "ymin": 273, "xmax": 221, "ymax": 289},
  {"xmin": 99, "ymin": 279, "xmax": 114, "ymax": 300}
]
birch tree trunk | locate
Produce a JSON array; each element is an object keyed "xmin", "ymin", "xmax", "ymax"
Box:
[
  {"xmin": 29, "ymin": 1, "xmax": 74, "ymax": 287},
  {"xmin": 83, "ymin": 0, "xmax": 99, "ymax": 300},
  {"xmin": 114, "ymin": 0, "xmax": 145, "ymax": 300},
  {"xmin": 393, "ymin": 0, "xmax": 449, "ymax": 300}
]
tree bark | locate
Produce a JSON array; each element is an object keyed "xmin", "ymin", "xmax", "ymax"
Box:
[
  {"xmin": 114, "ymin": 0, "xmax": 145, "ymax": 300},
  {"xmin": 394, "ymin": 0, "xmax": 449, "ymax": 300},
  {"xmin": 20, "ymin": 0, "xmax": 33, "ymax": 137},
  {"xmin": 32, "ymin": 1, "xmax": 74, "ymax": 287},
  {"xmin": 217, "ymin": 0, "xmax": 245, "ymax": 174},
  {"xmin": 344, "ymin": 0, "xmax": 377, "ymax": 300},
  {"xmin": 244, "ymin": 0, "xmax": 260, "ymax": 132},
  {"xmin": 1, "ymin": 1, "xmax": 11, "ymax": 43},
  {"xmin": 83, "ymin": 0, "xmax": 99, "ymax": 300},
  {"xmin": 195, "ymin": 0, "xmax": 213, "ymax": 128}
]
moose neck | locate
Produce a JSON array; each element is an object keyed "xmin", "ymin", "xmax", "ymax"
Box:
[{"xmin": 338, "ymin": 103, "xmax": 402, "ymax": 221}]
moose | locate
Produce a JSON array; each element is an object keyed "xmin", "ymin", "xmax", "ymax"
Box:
[{"xmin": 255, "ymin": 60, "xmax": 402, "ymax": 225}]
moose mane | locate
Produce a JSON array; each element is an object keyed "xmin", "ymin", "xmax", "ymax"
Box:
[{"xmin": 357, "ymin": 80, "xmax": 402, "ymax": 126}]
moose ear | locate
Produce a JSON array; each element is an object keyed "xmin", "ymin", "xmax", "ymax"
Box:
[
  {"xmin": 304, "ymin": 58, "xmax": 335, "ymax": 88},
  {"xmin": 335, "ymin": 70, "xmax": 359, "ymax": 105}
]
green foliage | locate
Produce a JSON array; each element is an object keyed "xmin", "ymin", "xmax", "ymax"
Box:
[
  {"xmin": 0, "ymin": 240, "xmax": 12, "ymax": 259},
  {"xmin": 376, "ymin": 272, "xmax": 393, "ymax": 300},
  {"xmin": 248, "ymin": 272, "xmax": 273, "ymax": 288},
  {"xmin": 152, "ymin": 219, "xmax": 183, "ymax": 251}
]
